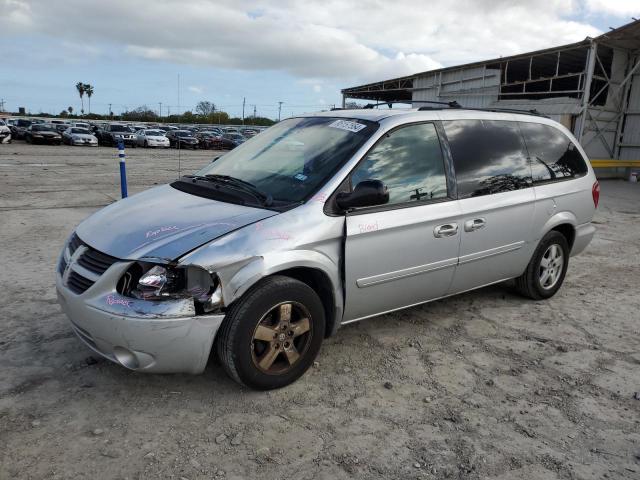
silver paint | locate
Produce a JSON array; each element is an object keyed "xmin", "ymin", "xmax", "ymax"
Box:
[{"xmin": 56, "ymin": 108, "xmax": 597, "ymax": 375}]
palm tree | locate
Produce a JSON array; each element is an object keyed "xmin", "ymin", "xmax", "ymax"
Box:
[
  {"xmin": 68, "ymin": 106, "xmax": 73, "ymax": 115},
  {"xmin": 76, "ymin": 82, "xmax": 85, "ymax": 115},
  {"xmin": 84, "ymin": 84, "xmax": 94, "ymax": 114}
]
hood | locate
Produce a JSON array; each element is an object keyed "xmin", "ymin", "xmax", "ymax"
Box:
[
  {"xmin": 72, "ymin": 134, "xmax": 96, "ymax": 140},
  {"xmin": 35, "ymin": 131, "xmax": 59, "ymax": 136},
  {"xmin": 75, "ymin": 184, "xmax": 277, "ymax": 261},
  {"xmin": 147, "ymin": 135, "xmax": 168, "ymax": 140}
]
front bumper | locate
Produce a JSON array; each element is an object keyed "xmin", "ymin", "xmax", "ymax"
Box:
[
  {"xmin": 56, "ymin": 260, "xmax": 225, "ymax": 374},
  {"xmin": 72, "ymin": 139, "xmax": 98, "ymax": 146}
]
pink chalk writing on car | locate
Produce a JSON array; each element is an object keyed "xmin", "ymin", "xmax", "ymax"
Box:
[
  {"xmin": 358, "ymin": 222, "xmax": 379, "ymax": 233},
  {"xmin": 106, "ymin": 295, "xmax": 132, "ymax": 307},
  {"xmin": 145, "ymin": 225, "xmax": 179, "ymax": 238}
]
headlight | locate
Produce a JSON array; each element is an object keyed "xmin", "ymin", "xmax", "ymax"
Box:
[{"xmin": 123, "ymin": 264, "xmax": 223, "ymax": 312}]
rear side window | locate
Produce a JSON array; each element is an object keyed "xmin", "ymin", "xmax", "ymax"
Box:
[
  {"xmin": 443, "ymin": 120, "xmax": 531, "ymax": 198},
  {"xmin": 350, "ymin": 123, "xmax": 448, "ymax": 205},
  {"xmin": 518, "ymin": 122, "xmax": 588, "ymax": 183}
]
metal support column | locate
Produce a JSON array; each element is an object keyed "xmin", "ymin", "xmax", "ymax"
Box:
[{"xmin": 577, "ymin": 40, "xmax": 597, "ymax": 142}]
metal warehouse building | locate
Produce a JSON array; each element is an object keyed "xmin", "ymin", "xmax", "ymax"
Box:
[{"xmin": 341, "ymin": 19, "xmax": 640, "ymax": 167}]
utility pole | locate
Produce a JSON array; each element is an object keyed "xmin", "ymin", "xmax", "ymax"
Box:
[
  {"xmin": 278, "ymin": 101, "xmax": 283, "ymax": 122},
  {"xmin": 253, "ymin": 105, "xmax": 257, "ymax": 118},
  {"xmin": 158, "ymin": 102, "xmax": 162, "ymax": 118},
  {"xmin": 242, "ymin": 97, "xmax": 246, "ymax": 125},
  {"xmin": 108, "ymin": 103, "xmax": 112, "ymax": 117},
  {"xmin": 0, "ymin": 98, "xmax": 5, "ymax": 112}
]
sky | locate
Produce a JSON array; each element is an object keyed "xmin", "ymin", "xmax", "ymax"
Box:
[{"xmin": 1, "ymin": 0, "xmax": 639, "ymax": 119}]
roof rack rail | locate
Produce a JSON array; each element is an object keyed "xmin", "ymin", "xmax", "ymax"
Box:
[
  {"xmin": 436, "ymin": 107, "xmax": 545, "ymax": 117},
  {"xmin": 362, "ymin": 100, "xmax": 461, "ymax": 109}
]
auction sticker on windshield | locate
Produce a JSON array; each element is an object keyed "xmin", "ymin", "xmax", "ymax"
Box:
[{"xmin": 328, "ymin": 120, "xmax": 367, "ymax": 133}]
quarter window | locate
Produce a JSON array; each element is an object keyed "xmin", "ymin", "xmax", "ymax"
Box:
[
  {"xmin": 350, "ymin": 123, "xmax": 448, "ymax": 206},
  {"xmin": 443, "ymin": 120, "xmax": 531, "ymax": 198},
  {"xmin": 518, "ymin": 122, "xmax": 588, "ymax": 183}
]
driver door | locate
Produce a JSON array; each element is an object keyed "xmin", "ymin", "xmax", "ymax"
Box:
[{"xmin": 342, "ymin": 122, "xmax": 461, "ymax": 322}]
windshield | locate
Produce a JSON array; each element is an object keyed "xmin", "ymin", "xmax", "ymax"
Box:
[
  {"xmin": 109, "ymin": 125, "xmax": 128, "ymax": 132},
  {"xmin": 195, "ymin": 117, "xmax": 378, "ymax": 204},
  {"xmin": 145, "ymin": 130, "xmax": 164, "ymax": 136},
  {"xmin": 71, "ymin": 128, "xmax": 90, "ymax": 134},
  {"xmin": 32, "ymin": 125, "xmax": 54, "ymax": 131},
  {"xmin": 176, "ymin": 131, "xmax": 193, "ymax": 137}
]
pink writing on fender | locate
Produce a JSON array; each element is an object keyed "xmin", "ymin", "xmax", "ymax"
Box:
[
  {"xmin": 106, "ymin": 295, "xmax": 132, "ymax": 307},
  {"xmin": 254, "ymin": 222, "xmax": 291, "ymax": 240},
  {"xmin": 358, "ymin": 221, "xmax": 379, "ymax": 233},
  {"xmin": 146, "ymin": 225, "xmax": 179, "ymax": 238}
]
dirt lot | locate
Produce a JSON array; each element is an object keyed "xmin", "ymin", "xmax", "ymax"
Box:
[{"xmin": 0, "ymin": 143, "xmax": 639, "ymax": 480}]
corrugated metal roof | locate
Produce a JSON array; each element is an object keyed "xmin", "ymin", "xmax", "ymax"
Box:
[
  {"xmin": 490, "ymin": 98, "xmax": 582, "ymax": 115},
  {"xmin": 342, "ymin": 19, "xmax": 640, "ymax": 95}
]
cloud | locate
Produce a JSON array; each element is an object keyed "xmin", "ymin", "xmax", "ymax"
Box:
[
  {"xmin": 0, "ymin": 0, "xmax": 604, "ymax": 85},
  {"xmin": 585, "ymin": 0, "xmax": 640, "ymax": 17},
  {"xmin": 188, "ymin": 85, "xmax": 204, "ymax": 94}
]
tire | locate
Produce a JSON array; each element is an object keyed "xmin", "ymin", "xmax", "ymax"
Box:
[
  {"xmin": 216, "ymin": 275, "xmax": 325, "ymax": 390},
  {"xmin": 144, "ymin": 140, "xmax": 148, "ymax": 148},
  {"xmin": 515, "ymin": 231, "xmax": 569, "ymax": 300}
]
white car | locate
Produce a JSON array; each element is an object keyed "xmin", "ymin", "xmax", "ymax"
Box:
[
  {"xmin": 71, "ymin": 122, "xmax": 91, "ymax": 130},
  {"xmin": 62, "ymin": 127, "xmax": 98, "ymax": 146},
  {"xmin": 0, "ymin": 119, "xmax": 11, "ymax": 144},
  {"xmin": 137, "ymin": 129, "xmax": 170, "ymax": 148}
]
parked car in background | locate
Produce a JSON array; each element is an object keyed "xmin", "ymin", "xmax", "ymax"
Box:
[
  {"xmin": 166, "ymin": 129, "xmax": 199, "ymax": 149},
  {"xmin": 25, "ymin": 124, "xmax": 62, "ymax": 145},
  {"xmin": 54, "ymin": 124, "xmax": 70, "ymax": 136},
  {"xmin": 10, "ymin": 119, "xmax": 32, "ymax": 139},
  {"xmin": 223, "ymin": 132, "xmax": 246, "ymax": 146},
  {"xmin": 196, "ymin": 131, "xmax": 237, "ymax": 150},
  {"xmin": 136, "ymin": 129, "xmax": 170, "ymax": 148},
  {"xmin": 96, "ymin": 124, "xmax": 137, "ymax": 147},
  {"xmin": 62, "ymin": 127, "xmax": 98, "ymax": 146},
  {"xmin": 71, "ymin": 122, "xmax": 91, "ymax": 130},
  {"xmin": 242, "ymin": 128, "xmax": 259, "ymax": 138},
  {"xmin": 0, "ymin": 120, "xmax": 11, "ymax": 144}
]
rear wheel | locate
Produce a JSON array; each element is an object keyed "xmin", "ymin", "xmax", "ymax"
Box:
[
  {"xmin": 515, "ymin": 231, "xmax": 569, "ymax": 300},
  {"xmin": 216, "ymin": 275, "xmax": 325, "ymax": 390}
]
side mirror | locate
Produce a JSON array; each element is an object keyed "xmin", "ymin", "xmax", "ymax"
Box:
[{"xmin": 336, "ymin": 180, "xmax": 389, "ymax": 210}]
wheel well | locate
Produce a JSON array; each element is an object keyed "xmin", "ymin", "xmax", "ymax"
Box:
[
  {"xmin": 551, "ymin": 223, "xmax": 575, "ymax": 249},
  {"xmin": 273, "ymin": 267, "xmax": 336, "ymax": 338}
]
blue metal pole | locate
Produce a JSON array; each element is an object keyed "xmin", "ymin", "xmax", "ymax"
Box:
[{"xmin": 117, "ymin": 142, "xmax": 128, "ymax": 198}]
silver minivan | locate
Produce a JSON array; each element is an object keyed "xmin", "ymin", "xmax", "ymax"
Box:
[{"xmin": 56, "ymin": 107, "xmax": 598, "ymax": 389}]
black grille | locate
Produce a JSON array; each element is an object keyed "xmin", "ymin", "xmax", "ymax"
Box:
[
  {"xmin": 58, "ymin": 256, "xmax": 67, "ymax": 276},
  {"xmin": 77, "ymin": 247, "xmax": 118, "ymax": 275},
  {"xmin": 67, "ymin": 270, "xmax": 95, "ymax": 294},
  {"xmin": 68, "ymin": 233, "xmax": 83, "ymax": 254}
]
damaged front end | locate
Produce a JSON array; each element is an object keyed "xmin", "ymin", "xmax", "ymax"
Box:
[{"xmin": 55, "ymin": 233, "xmax": 227, "ymax": 374}]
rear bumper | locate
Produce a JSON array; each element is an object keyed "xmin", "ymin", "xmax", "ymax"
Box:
[
  {"xmin": 571, "ymin": 222, "xmax": 596, "ymax": 256},
  {"xmin": 55, "ymin": 262, "xmax": 225, "ymax": 374}
]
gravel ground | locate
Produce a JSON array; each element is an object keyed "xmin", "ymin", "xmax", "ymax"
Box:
[{"xmin": 0, "ymin": 143, "xmax": 639, "ymax": 480}]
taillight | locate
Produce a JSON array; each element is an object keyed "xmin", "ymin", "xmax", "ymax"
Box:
[{"xmin": 592, "ymin": 181, "xmax": 600, "ymax": 209}]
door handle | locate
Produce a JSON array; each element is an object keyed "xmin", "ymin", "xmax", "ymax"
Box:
[
  {"xmin": 434, "ymin": 223, "xmax": 458, "ymax": 238},
  {"xmin": 464, "ymin": 218, "xmax": 486, "ymax": 232}
]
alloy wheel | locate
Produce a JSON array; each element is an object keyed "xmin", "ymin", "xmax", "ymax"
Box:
[
  {"xmin": 539, "ymin": 244, "xmax": 564, "ymax": 290},
  {"xmin": 251, "ymin": 302, "xmax": 312, "ymax": 375}
]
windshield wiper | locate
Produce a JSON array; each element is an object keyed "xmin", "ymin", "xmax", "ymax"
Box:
[{"xmin": 191, "ymin": 174, "xmax": 274, "ymax": 207}]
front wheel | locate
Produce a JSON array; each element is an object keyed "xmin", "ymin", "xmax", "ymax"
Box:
[
  {"xmin": 216, "ymin": 275, "xmax": 325, "ymax": 390},
  {"xmin": 515, "ymin": 231, "xmax": 569, "ymax": 300}
]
